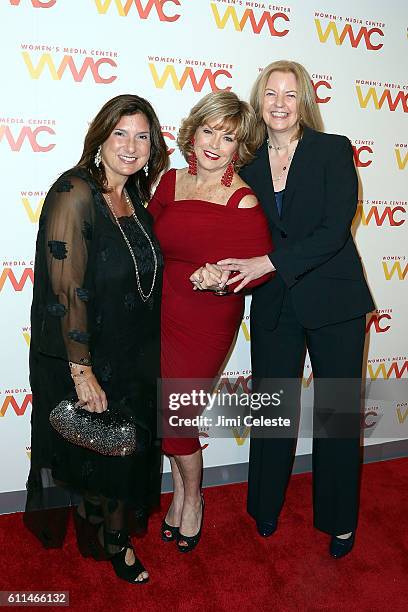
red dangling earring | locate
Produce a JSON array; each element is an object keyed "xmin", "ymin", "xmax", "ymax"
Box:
[
  {"xmin": 188, "ymin": 138, "xmax": 197, "ymax": 176},
  {"xmin": 221, "ymin": 153, "xmax": 238, "ymax": 187}
]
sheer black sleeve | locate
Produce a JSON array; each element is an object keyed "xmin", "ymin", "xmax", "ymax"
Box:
[{"xmin": 41, "ymin": 175, "xmax": 95, "ymax": 365}]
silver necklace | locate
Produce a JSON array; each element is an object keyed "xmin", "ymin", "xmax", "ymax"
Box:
[
  {"xmin": 267, "ymin": 138, "xmax": 290, "ymax": 151},
  {"xmin": 271, "ymin": 152, "xmax": 293, "ymax": 182},
  {"xmin": 104, "ymin": 188, "xmax": 157, "ymax": 303},
  {"xmin": 269, "ymin": 138, "xmax": 299, "ymax": 182}
]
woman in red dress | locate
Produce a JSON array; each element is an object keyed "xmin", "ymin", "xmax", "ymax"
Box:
[{"xmin": 148, "ymin": 92, "xmax": 273, "ymax": 552}]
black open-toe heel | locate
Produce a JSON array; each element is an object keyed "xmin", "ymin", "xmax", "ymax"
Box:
[
  {"xmin": 104, "ymin": 528, "xmax": 149, "ymax": 584},
  {"xmin": 73, "ymin": 498, "xmax": 104, "ymax": 559},
  {"xmin": 177, "ymin": 496, "xmax": 204, "ymax": 553},
  {"xmin": 161, "ymin": 518, "xmax": 179, "ymax": 542}
]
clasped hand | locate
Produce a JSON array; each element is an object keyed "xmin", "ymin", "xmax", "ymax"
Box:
[
  {"xmin": 217, "ymin": 255, "xmax": 275, "ymax": 292},
  {"xmin": 189, "ymin": 263, "xmax": 230, "ymax": 291}
]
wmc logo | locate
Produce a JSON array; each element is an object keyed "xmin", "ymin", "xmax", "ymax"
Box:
[
  {"xmin": 396, "ymin": 402, "xmax": 408, "ymax": 425},
  {"xmin": 94, "ymin": 0, "xmax": 181, "ymax": 20},
  {"xmin": 9, "ymin": 0, "xmax": 56, "ymax": 6},
  {"xmin": 353, "ymin": 203, "xmax": 406, "ymax": 227},
  {"xmin": 311, "ymin": 78, "xmax": 332, "ymax": 104},
  {"xmin": 352, "ymin": 143, "xmax": 373, "ymax": 167},
  {"xmin": 20, "ymin": 191, "xmax": 46, "ymax": 222},
  {"xmin": 22, "ymin": 327, "xmax": 31, "ymax": 346},
  {"xmin": 0, "ymin": 267, "xmax": 34, "ymax": 292},
  {"xmin": 215, "ymin": 375, "xmax": 251, "ymax": 395},
  {"xmin": 366, "ymin": 312, "xmax": 392, "ymax": 334},
  {"xmin": 367, "ymin": 360, "xmax": 408, "ymax": 379},
  {"xmin": 161, "ymin": 127, "xmax": 176, "ymax": 155},
  {"xmin": 362, "ymin": 408, "xmax": 378, "ymax": 429},
  {"xmin": 314, "ymin": 18, "xmax": 384, "ymax": 50},
  {"xmin": 395, "ymin": 145, "xmax": 408, "ymax": 170},
  {"xmin": 356, "ymin": 85, "xmax": 408, "ymax": 113},
  {"xmin": 382, "ymin": 259, "xmax": 408, "ymax": 280},
  {"xmin": 211, "ymin": 4, "xmax": 289, "ymax": 36},
  {"xmin": 240, "ymin": 320, "xmax": 250, "ymax": 341},
  {"xmin": 214, "ymin": 374, "xmax": 252, "ymax": 446},
  {"xmin": 0, "ymin": 393, "xmax": 32, "ymax": 417},
  {"xmin": 0, "ymin": 124, "xmax": 55, "ymax": 152},
  {"xmin": 302, "ymin": 370, "xmax": 313, "ymax": 388},
  {"xmin": 149, "ymin": 63, "xmax": 232, "ymax": 92},
  {"xmin": 22, "ymin": 51, "xmax": 117, "ymax": 84}
]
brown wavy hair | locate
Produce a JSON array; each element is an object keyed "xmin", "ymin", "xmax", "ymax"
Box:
[
  {"xmin": 76, "ymin": 94, "xmax": 169, "ymax": 201},
  {"xmin": 250, "ymin": 60, "xmax": 324, "ymax": 148},
  {"xmin": 177, "ymin": 91, "xmax": 257, "ymax": 170}
]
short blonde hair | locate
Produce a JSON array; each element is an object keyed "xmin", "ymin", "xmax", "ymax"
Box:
[
  {"xmin": 177, "ymin": 91, "xmax": 257, "ymax": 169},
  {"xmin": 250, "ymin": 60, "xmax": 324, "ymax": 148}
]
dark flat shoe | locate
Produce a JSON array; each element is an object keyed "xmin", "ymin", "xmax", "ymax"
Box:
[
  {"xmin": 330, "ymin": 532, "xmax": 355, "ymax": 559},
  {"xmin": 256, "ymin": 519, "xmax": 277, "ymax": 538}
]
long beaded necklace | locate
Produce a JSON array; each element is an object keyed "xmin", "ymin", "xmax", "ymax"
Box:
[{"xmin": 104, "ymin": 188, "xmax": 157, "ymax": 303}]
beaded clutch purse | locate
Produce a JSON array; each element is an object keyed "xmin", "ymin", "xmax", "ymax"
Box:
[{"xmin": 49, "ymin": 397, "xmax": 148, "ymax": 457}]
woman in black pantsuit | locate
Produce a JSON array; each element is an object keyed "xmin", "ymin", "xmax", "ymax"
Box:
[{"xmin": 218, "ymin": 61, "xmax": 375, "ymax": 558}]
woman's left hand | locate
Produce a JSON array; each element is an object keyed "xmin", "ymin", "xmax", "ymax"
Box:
[
  {"xmin": 217, "ymin": 255, "xmax": 275, "ymax": 292},
  {"xmin": 190, "ymin": 263, "xmax": 230, "ymax": 291}
]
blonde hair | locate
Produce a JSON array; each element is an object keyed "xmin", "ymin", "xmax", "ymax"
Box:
[
  {"xmin": 250, "ymin": 60, "xmax": 324, "ymax": 148},
  {"xmin": 177, "ymin": 91, "xmax": 257, "ymax": 169}
]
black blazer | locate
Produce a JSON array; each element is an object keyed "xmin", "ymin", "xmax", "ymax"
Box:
[{"xmin": 240, "ymin": 126, "xmax": 375, "ymax": 329}]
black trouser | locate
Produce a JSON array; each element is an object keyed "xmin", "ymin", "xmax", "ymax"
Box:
[{"xmin": 248, "ymin": 291, "xmax": 366, "ymax": 535}]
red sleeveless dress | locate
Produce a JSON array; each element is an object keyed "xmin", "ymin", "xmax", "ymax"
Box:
[{"xmin": 148, "ymin": 169, "xmax": 273, "ymax": 455}]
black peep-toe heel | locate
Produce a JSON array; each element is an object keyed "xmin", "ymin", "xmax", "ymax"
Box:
[
  {"xmin": 104, "ymin": 528, "xmax": 149, "ymax": 584},
  {"xmin": 177, "ymin": 496, "xmax": 204, "ymax": 553},
  {"xmin": 161, "ymin": 518, "xmax": 180, "ymax": 542}
]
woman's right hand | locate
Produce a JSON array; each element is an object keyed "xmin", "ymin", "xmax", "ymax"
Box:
[
  {"xmin": 70, "ymin": 364, "xmax": 107, "ymax": 413},
  {"xmin": 190, "ymin": 263, "xmax": 230, "ymax": 291}
]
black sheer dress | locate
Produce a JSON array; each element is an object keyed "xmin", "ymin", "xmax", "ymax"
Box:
[{"xmin": 25, "ymin": 168, "xmax": 162, "ymax": 547}]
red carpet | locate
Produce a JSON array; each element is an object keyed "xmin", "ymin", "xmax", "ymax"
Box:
[{"xmin": 1, "ymin": 458, "xmax": 408, "ymax": 611}]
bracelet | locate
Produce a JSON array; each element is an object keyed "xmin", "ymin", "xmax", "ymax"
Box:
[
  {"xmin": 70, "ymin": 371, "xmax": 91, "ymax": 380},
  {"xmin": 69, "ymin": 361, "xmax": 92, "ymax": 377},
  {"xmin": 74, "ymin": 375, "xmax": 92, "ymax": 387},
  {"xmin": 69, "ymin": 360, "xmax": 92, "ymax": 373}
]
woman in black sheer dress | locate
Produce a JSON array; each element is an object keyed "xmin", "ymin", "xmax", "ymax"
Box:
[{"xmin": 25, "ymin": 95, "xmax": 168, "ymax": 583}]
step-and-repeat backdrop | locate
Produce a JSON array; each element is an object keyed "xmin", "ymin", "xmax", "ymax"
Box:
[{"xmin": 1, "ymin": 0, "xmax": 407, "ymax": 497}]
